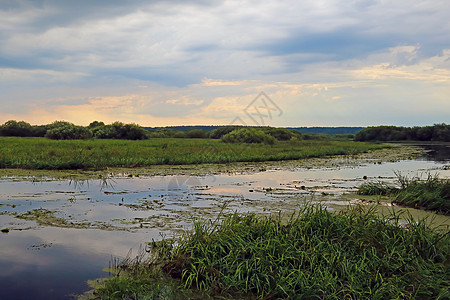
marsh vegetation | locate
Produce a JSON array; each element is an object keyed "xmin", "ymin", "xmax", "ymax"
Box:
[
  {"xmin": 358, "ymin": 173, "xmax": 450, "ymax": 214},
  {"xmin": 0, "ymin": 137, "xmax": 385, "ymax": 170},
  {"xmin": 0, "ymin": 124, "xmax": 448, "ymax": 299},
  {"xmin": 91, "ymin": 204, "xmax": 449, "ymax": 299}
]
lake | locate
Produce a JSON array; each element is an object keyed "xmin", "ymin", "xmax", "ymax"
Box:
[{"xmin": 0, "ymin": 144, "xmax": 448, "ymax": 299}]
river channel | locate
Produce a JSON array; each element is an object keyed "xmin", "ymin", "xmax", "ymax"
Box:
[{"xmin": 0, "ymin": 144, "xmax": 448, "ymax": 299}]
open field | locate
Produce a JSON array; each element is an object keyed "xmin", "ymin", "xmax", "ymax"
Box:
[{"xmin": 0, "ymin": 137, "xmax": 386, "ymax": 170}]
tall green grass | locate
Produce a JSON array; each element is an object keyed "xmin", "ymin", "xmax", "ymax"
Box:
[
  {"xmin": 358, "ymin": 174, "xmax": 450, "ymax": 214},
  {"xmin": 0, "ymin": 137, "xmax": 385, "ymax": 170},
  {"xmin": 393, "ymin": 175, "xmax": 449, "ymax": 214},
  {"xmin": 92, "ymin": 204, "xmax": 449, "ymax": 299}
]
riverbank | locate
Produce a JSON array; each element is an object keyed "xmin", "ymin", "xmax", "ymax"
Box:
[
  {"xmin": 0, "ymin": 142, "xmax": 423, "ymax": 179},
  {"xmin": 86, "ymin": 204, "xmax": 450, "ymax": 299},
  {"xmin": 358, "ymin": 174, "xmax": 450, "ymax": 215}
]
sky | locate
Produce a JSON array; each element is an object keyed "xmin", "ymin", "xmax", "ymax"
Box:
[{"xmin": 0, "ymin": 0, "xmax": 449, "ymax": 127}]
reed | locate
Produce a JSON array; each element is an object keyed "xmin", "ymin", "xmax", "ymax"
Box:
[
  {"xmin": 92, "ymin": 204, "xmax": 449, "ymax": 299},
  {"xmin": 357, "ymin": 173, "xmax": 449, "ymax": 214},
  {"xmin": 393, "ymin": 174, "xmax": 449, "ymax": 214}
]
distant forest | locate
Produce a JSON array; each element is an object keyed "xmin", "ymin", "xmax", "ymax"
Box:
[
  {"xmin": 355, "ymin": 124, "xmax": 450, "ymax": 142},
  {"xmin": 1, "ymin": 120, "xmax": 448, "ymax": 142},
  {"xmin": 0, "ymin": 120, "xmax": 358, "ymax": 141},
  {"xmin": 149, "ymin": 126, "xmax": 364, "ymax": 135}
]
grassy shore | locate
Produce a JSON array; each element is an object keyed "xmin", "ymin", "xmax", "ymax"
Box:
[
  {"xmin": 358, "ymin": 174, "xmax": 450, "ymax": 214},
  {"xmin": 88, "ymin": 204, "xmax": 449, "ymax": 299},
  {"xmin": 0, "ymin": 137, "xmax": 386, "ymax": 170}
]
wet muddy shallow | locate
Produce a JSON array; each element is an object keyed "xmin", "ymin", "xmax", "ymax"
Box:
[{"xmin": 0, "ymin": 144, "xmax": 449, "ymax": 299}]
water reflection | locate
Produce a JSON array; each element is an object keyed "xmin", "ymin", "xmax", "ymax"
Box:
[
  {"xmin": 0, "ymin": 148, "xmax": 449, "ymax": 299},
  {"xmin": 417, "ymin": 143, "xmax": 450, "ymax": 162}
]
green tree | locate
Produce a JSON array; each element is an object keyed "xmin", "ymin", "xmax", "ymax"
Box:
[
  {"xmin": 262, "ymin": 127, "xmax": 300, "ymax": 141},
  {"xmin": 208, "ymin": 126, "xmax": 241, "ymax": 139},
  {"xmin": 45, "ymin": 124, "xmax": 92, "ymax": 140},
  {"xmin": 221, "ymin": 128, "xmax": 276, "ymax": 145},
  {"xmin": 88, "ymin": 121, "xmax": 105, "ymax": 128},
  {"xmin": 0, "ymin": 120, "xmax": 34, "ymax": 137},
  {"xmin": 185, "ymin": 129, "xmax": 207, "ymax": 138}
]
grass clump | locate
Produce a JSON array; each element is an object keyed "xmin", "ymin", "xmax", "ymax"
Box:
[
  {"xmin": 358, "ymin": 173, "xmax": 450, "ymax": 214},
  {"xmin": 393, "ymin": 174, "xmax": 450, "ymax": 214},
  {"xmin": 357, "ymin": 181, "xmax": 398, "ymax": 196},
  {"xmin": 91, "ymin": 204, "xmax": 450, "ymax": 299}
]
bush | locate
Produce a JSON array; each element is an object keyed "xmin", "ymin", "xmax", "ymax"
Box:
[
  {"xmin": 30, "ymin": 125, "xmax": 48, "ymax": 137},
  {"xmin": 88, "ymin": 121, "xmax": 105, "ymax": 128},
  {"xmin": 221, "ymin": 128, "xmax": 276, "ymax": 145},
  {"xmin": 335, "ymin": 134, "xmax": 354, "ymax": 139},
  {"xmin": 208, "ymin": 126, "xmax": 241, "ymax": 139},
  {"xmin": 45, "ymin": 124, "xmax": 92, "ymax": 140},
  {"xmin": 0, "ymin": 120, "xmax": 34, "ymax": 137},
  {"xmin": 91, "ymin": 125, "xmax": 117, "ymax": 139},
  {"xmin": 112, "ymin": 122, "xmax": 148, "ymax": 140},
  {"xmin": 92, "ymin": 122, "xmax": 148, "ymax": 140},
  {"xmin": 45, "ymin": 121, "xmax": 75, "ymax": 130},
  {"xmin": 289, "ymin": 136, "xmax": 301, "ymax": 145},
  {"xmin": 185, "ymin": 129, "xmax": 207, "ymax": 138},
  {"xmin": 262, "ymin": 127, "xmax": 299, "ymax": 141},
  {"xmin": 147, "ymin": 128, "xmax": 186, "ymax": 138},
  {"xmin": 302, "ymin": 133, "xmax": 329, "ymax": 140}
]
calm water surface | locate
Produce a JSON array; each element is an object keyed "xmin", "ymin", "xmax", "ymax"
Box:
[{"xmin": 0, "ymin": 144, "xmax": 448, "ymax": 299}]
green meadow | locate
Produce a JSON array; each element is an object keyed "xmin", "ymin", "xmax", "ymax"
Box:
[{"xmin": 0, "ymin": 137, "xmax": 386, "ymax": 170}]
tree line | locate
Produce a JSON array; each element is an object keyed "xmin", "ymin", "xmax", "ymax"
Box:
[
  {"xmin": 354, "ymin": 124, "xmax": 450, "ymax": 142},
  {"xmin": 0, "ymin": 120, "xmax": 304, "ymax": 142}
]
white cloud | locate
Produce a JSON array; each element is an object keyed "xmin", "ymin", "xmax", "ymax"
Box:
[
  {"xmin": 0, "ymin": 67, "xmax": 87, "ymax": 83},
  {"xmin": 0, "ymin": 1, "xmax": 449, "ymax": 126}
]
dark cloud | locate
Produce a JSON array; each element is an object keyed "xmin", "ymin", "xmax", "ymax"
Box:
[
  {"xmin": 254, "ymin": 29, "xmax": 395, "ymax": 61},
  {"xmin": 0, "ymin": 0, "xmax": 449, "ymax": 127},
  {"xmin": 0, "ymin": 0, "xmax": 222, "ymax": 33}
]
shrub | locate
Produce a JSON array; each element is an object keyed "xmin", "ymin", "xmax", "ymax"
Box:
[
  {"xmin": 302, "ymin": 133, "xmax": 329, "ymax": 140},
  {"xmin": 91, "ymin": 125, "xmax": 117, "ymax": 139},
  {"xmin": 262, "ymin": 127, "xmax": 299, "ymax": 141},
  {"xmin": 45, "ymin": 121, "xmax": 75, "ymax": 130},
  {"xmin": 185, "ymin": 129, "xmax": 207, "ymax": 138},
  {"xmin": 0, "ymin": 120, "xmax": 34, "ymax": 137},
  {"xmin": 335, "ymin": 134, "xmax": 354, "ymax": 139},
  {"xmin": 147, "ymin": 128, "xmax": 186, "ymax": 138},
  {"xmin": 112, "ymin": 122, "xmax": 148, "ymax": 140},
  {"xmin": 88, "ymin": 121, "xmax": 105, "ymax": 128},
  {"xmin": 45, "ymin": 124, "xmax": 92, "ymax": 140},
  {"xmin": 289, "ymin": 136, "xmax": 301, "ymax": 145},
  {"xmin": 221, "ymin": 128, "xmax": 276, "ymax": 145},
  {"xmin": 92, "ymin": 122, "xmax": 148, "ymax": 140},
  {"xmin": 30, "ymin": 125, "xmax": 48, "ymax": 137},
  {"xmin": 208, "ymin": 126, "xmax": 241, "ymax": 139}
]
